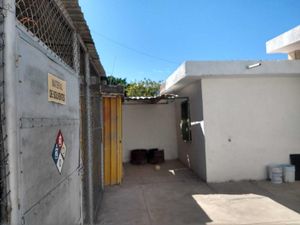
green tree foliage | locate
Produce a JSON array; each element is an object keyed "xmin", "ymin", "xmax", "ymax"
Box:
[
  {"xmin": 106, "ymin": 76, "xmax": 161, "ymax": 97},
  {"xmin": 107, "ymin": 75, "xmax": 127, "ymax": 86},
  {"xmin": 126, "ymin": 79, "xmax": 161, "ymax": 97}
]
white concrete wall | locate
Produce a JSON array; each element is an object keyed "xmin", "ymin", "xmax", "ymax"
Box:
[
  {"xmin": 202, "ymin": 76, "xmax": 300, "ymax": 182},
  {"xmin": 174, "ymin": 81, "xmax": 207, "ymax": 180},
  {"xmin": 122, "ymin": 103, "xmax": 178, "ymax": 162}
]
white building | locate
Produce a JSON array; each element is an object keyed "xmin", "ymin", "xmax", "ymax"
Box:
[
  {"xmin": 161, "ymin": 60, "xmax": 300, "ymax": 182},
  {"xmin": 123, "ymin": 25, "xmax": 300, "ymax": 182}
]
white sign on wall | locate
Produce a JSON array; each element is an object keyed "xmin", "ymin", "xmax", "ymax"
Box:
[{"xmin": 48, "ymin": 73, "xmax": 66, "ymax": 105}]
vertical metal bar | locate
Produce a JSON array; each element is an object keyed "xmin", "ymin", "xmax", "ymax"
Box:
[
  {"xmin": 103, "ymin": 97, "xmax": 110, "ymax": 185},
  {"xmin": 73, "ymin": 32, "xmax": 80, "ymax": 167},
  {"xmin": 115, "ymin": 97, "xmax": 119, "ymax": 184},
  {"xmin": 73, "ymin": 31, "xmax": 83, "ymax": 224},
  {"xmin": 117, "ymin": 96, "xmax": 122, "ymax": 183},
  {"xmin": 73, "ymin": 32, "xmax": 80, "ymax": 76},
  {"xmin": 99, "ymin": 98, "xmax": 104, "ymax": 190},
  {"xmin": 110, "ymin": 98, "xmax": 116, "ymax": 185},
  {"xmin": 0, "ymin": 1, "xmax": 7, "ymax": 222},
  {"xmin": 85, "ymin": 53, "xmax": 94, "ymax": 224},
  {"xmin": 4, "ymin": 0, "xmax": 20, "ymax": 224}
]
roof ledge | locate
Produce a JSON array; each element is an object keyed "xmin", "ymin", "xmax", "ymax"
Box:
[{"xmin": 266, "ymin": 25, "xmax": 300, "ymax": 54}]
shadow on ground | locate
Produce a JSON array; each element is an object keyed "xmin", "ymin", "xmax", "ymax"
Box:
[{"xmin": 96, "ymin": 160, "xmax": 300, "ymax": 225}]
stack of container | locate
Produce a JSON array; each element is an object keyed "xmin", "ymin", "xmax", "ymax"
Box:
[
  {"xmin": 283, "ymin": 165, "xmax": 295, "ymax": 183},
  {"xmin": 267, "ymin": 164, "xmax": 295, "ymax": 184}
]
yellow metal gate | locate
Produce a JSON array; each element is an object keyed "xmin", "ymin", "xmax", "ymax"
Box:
[{"xmin": 103, "ymin": 96, "xmax": 123, "ymax": 185}]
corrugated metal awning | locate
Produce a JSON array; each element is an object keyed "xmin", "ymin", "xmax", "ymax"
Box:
[
  {"xmin": 61, "ymin": 0, "xmax": 106, "ymax": 76},
  {"xmin": 124, "ymin": 94, "xmax": 177, "ymax": 104}
]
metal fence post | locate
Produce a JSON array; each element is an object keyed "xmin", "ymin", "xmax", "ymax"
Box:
[
  {"xmin": 85, "ymin": 53, "xmax": 94, "ymax": 225},
  {"xmin": 73, "ymin": 33, "xmax": 80, "ymax": 76},
  {"xmin": 73, "ymin": 32, "xmax": 81, "ymax": 169},
  {"xmin": 73, "ymin": 31, "xmax": 84, "ymax": 224},
  {"xmin": 4, "ymin": 0, "xmax": 20, "ymax": 224}
]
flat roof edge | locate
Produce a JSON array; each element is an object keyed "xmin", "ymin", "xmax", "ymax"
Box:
[
  {"xmin": 266, "ymin": 25, "xmax": 300, "ymax": 54},
  {"xmin": 161, "ymin": 60, "xmax": 300, "ymax": 94}
]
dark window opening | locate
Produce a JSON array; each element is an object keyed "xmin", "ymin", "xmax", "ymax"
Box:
[{"xmin": 180, "ymin": 100, "xmax": 192, "ymax": 142}]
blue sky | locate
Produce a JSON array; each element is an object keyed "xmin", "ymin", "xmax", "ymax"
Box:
[{"xmin": 79, "ymin": 0, "xmax": 300, "ymax": 82}]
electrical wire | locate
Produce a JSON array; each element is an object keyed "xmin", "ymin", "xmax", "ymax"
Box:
[{"xmin": 91, "ymin": 30, "xmax": 179, "ymax": 65}]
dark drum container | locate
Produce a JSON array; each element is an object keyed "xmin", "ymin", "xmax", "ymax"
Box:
[
  {"xmin": 290, "ymin": 154, "xmax": 300, "ymax": 180},
  {"xmin": 130, "ymin": 149, "xmax": 148, "ymax": 165},
  {"xmin": 148, "ymin": 149, "xmax": 165, "ymax": 164}
]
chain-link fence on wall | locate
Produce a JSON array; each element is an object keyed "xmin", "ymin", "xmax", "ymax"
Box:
[
  {"xmin": 14, "ymin": 1, "xmax": 104, "ymax": 222},
  {"xmin": 16, "ymin": 0, "xmax": 74, "ymax": 68},
  {"xmin": 80, "ymin": 48, "xmax": 103, "ymax": 224},
  {"xmin": 0, "ymin": 1, "xmax": 9, "ymax": 223}
]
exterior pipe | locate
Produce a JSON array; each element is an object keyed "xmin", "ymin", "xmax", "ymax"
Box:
[
  {"xmin": 85, "ymin": 53, "xmax": 94, "ymax": 225},
  {"xmin": 4, "ymin": 0, "xmax": 20, "ymax": 224}
]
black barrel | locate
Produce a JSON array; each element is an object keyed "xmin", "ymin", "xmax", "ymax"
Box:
[
  {"xmin": 290, "ymin": 154, "xmax": 300, "ymax": 180},
  {"xmin": 130, "ymin": 149, "xmax": 147, "ymax": 165},
  {"xmin": 147, "ymin": 148, "xmax": 159, "ymax": 163},
  {"xmin": 148, "ymin": 149, "xmax": 165, "ymax": 164}
]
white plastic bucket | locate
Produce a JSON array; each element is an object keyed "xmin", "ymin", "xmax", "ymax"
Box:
[
  {"xmin": 271, "ymin": 166, "xmax": 283, "ymax": 184},
  {"xmin": 283, "ymin": 165, "xmax": 295, "ymax": 183},
  {"xmin": 267, "ymin": 164, "xmax": 278, "ymax": 180}
]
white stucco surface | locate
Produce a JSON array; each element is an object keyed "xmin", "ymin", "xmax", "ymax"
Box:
[
  {"xmin": 174, "ymin": 81, "xmax": 207, "ymax": 180},
  {"xmin": 161, "ymin": 60, "xmax": 300, "ymax": 182},
  {"xmin": 202, "ymin": 76, "xmax": 300, "ymax": 182},
  {"xmin": 122, "ymin": 103, "xmax": 178, "ymax": 162}
]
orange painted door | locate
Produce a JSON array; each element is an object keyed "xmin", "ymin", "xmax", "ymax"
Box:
[{"xmin": 103, "ymin": 96, "xmax": 123, "ymax": 185}]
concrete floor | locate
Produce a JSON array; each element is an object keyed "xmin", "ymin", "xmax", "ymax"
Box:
[{"xmin": 97, "ymin": 160, "xmax": 300, "ymax": 225}]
